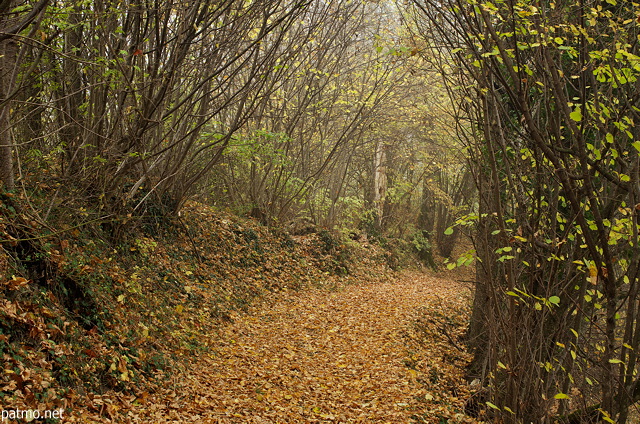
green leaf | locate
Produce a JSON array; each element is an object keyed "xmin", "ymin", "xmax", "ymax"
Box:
[
  {"xmin": 554, "ymin": 392, "xmax": 570, "ymax": 399},
  {"xmin": 444, "ymin": 227, "xmax": 454, "ymax": 235},
  {"xmin": 486, "ymin": 401, "xmax": 500, "ymax": 410},
  {"xmin": 549, "ymin": 296, "xmax": 560, "ymax": 305},
  {"xmin": 570, "ymin": 107, "xmax": 582, "ymax": 122},
  {"xmin": 606, "ymin": 133, "xmax": 614, "ymax": 144}
]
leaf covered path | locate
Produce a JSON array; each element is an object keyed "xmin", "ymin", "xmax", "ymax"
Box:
[{"xmin": 114, "ymin": 273, "xmax": 475, "ymax": 423}]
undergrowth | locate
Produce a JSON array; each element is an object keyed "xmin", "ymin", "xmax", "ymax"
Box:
[{"xmin": 0, "ymin": 186, "xmax": 397, "ymax": 419}]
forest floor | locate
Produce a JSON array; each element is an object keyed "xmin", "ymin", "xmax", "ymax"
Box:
[
  {"xmin": 2, "ymin": 197, "xmax": 483, "ymax": 423},
  {"xmin": 67, "ymin": 271, "xmax": 481, "ymax": 423}
]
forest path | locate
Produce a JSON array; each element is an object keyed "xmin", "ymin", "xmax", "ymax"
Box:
[{"xmin": 125, "ymin": 272, "xmax": 475, "ymax": 423}]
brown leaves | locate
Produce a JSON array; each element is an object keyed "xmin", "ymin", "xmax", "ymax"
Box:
[
  {"xmin": 401, "ymin": 276, "xmax": 478, "ymax": 423},
  {"xmin": 99, "ymin": 271, "xmax": 480, "ymax": 423},
  {"xmin": 0, "ymin": 199, "xmax": 479, "ymax": 423},
  {"xmin": 2, "ymin": 275, "xmax": 31, "ymax": 290}
]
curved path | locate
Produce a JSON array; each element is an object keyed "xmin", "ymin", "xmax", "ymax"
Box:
[{"xmin": 116, "ymin": 272, "xmax": 474, "ymax": 423}]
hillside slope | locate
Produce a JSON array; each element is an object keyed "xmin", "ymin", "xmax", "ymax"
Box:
[
  {"xmin": 67, "ymin": 272, "xmax": 478, "ymax": 423},
  {"xmin": 1, "ymin": 194, "xmax": 403, "ymax": 420}
]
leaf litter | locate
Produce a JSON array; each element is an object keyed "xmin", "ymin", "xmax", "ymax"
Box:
[
  {"xmin": 87, "ymin": 272, "xmax": 482, "ymax": 423},
  {"xmin": 1, "ymin": 199, "xmax": 482, "ymax": 423}
]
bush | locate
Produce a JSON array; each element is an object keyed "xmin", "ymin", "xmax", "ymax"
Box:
[{"xmin": 411, "ymin": 230, "xmax": 437, "ymax": 269}]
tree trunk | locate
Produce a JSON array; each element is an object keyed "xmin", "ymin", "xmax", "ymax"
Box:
[
  {"xmin": 466, "ymin": 164, "xmax": 492, "ymax": 381},
  {"xmin": 0, "ymin": 18, "xmax": 18, "ymax": 190},
  {"xmin": 0, "ymin": 0, "xmax": 49, "ymax": 190},
  {"xmin": 373, "ymin": 141, "xmax": 387, "ymax": 230}
]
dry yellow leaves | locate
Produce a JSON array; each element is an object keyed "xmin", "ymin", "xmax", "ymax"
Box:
[{"xmin": 78, "ymin": 271, "xmax": 481, "ymax": 423}]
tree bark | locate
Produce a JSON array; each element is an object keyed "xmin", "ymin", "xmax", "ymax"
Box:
[
  {"xmin": 0, "ymin": 14, "xmax": 18, "ymax": 190},
  {"xmin": 0, "ymin": 0, "xmax": 49, "ymax": 190},
  {"xmin": 373, "ymin": 141, "xmax": 387, "ymax": 230},
  {"xmin": 466, "ymin": 164, "xmax": 492, "ymax": 381}
]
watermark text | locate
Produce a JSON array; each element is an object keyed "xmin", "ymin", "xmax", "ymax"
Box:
[{"xmin": 1, "ymin": 409, "xmax": 64, "ymax": 422}]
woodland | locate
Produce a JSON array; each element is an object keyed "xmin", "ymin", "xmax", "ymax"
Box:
[{"xmin": 1, "ymin": 0, "xmax": 640, "ymax": 422}]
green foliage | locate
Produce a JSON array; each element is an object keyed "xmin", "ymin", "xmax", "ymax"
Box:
[
  {"xmin": 411, "ymin": 230, "xmax": 437, "ymax": 270},
  {"xmin": 412, "ymin": 0, "xmax": 640, "ymax": 419},
  {"xmin": 359, "ymin": 208, "xmax": 382, "ymax": 240},
  {"xmin": 410, "ymin": 230, "xmax": 431, "ymax": 254}
]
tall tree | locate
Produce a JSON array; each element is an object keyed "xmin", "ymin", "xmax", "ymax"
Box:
[
  {"xmin": 412, "ymin": 0, "xmax": 640, "ymax": 421},
  {"xmin": 0, "ymin": 0, "xmax": 49, "ymax": 190}
]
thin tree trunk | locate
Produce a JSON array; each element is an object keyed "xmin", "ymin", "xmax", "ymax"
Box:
[
  {"xmin": 0, "ymin": 31, "xmax": 17, "ymax": 190},
  {"xmin": 373, "ymin": 141, "xmax": 387, "ymax": 230}
]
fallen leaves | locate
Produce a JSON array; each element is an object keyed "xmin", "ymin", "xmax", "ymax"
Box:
[
  {"xmin": 1, "ymin": 198, "xmax": 480, "ymax": 423},
  {"xmin": 75, "ymin": 271, "xmax": 483, "ymax": 423},
  {"xmin": 3, "ymin": 276, "xmax": 31, "ymax": 291}
]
